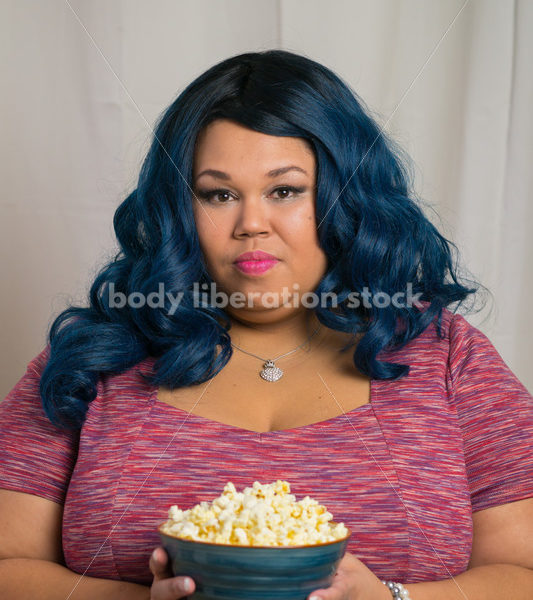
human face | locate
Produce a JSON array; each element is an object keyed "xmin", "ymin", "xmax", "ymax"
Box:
[{"xmin": 192, "ymin": 119, "xmax": 328, "ymax": 324}]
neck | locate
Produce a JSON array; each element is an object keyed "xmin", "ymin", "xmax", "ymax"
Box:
[{"xmin": 227, "ymin": 309, "xmax": 322, "ymax": 360}]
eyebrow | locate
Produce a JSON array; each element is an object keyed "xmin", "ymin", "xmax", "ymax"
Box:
[{"xmin": 195, "ymin": 165, "xmax": 309, "ymax": 181}]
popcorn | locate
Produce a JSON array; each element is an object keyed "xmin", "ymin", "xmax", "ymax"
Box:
[{"xmin": 160, "ymin": 480, "xmax": 348, "ymax": 546}]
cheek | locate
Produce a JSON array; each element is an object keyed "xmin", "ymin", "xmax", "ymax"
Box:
[
  {"xmin": 198, "ymin": 235, "xmax": 224, "ymax": 267},
  {"xmin": 282, "ymin": 219, "xmax": 327, "ymax": 279},
  {"xmin": 283, "ymin": 206, "xmax": 322, "ymax": 252},
  {"xmin": 194, "ymin": 211, "xmax": 221, "ymax": 256}
]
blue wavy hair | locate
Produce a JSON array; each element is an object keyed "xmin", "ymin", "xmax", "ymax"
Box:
[{"xmin": 40, "ymin": 49, "xmax": 487, "ymax": 429}]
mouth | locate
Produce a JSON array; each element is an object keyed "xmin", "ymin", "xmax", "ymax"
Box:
[
  {"xmin": 235, "ymin": 250, "xmax": 278, "ymax": 261},
  {"xmin": 233, "ymin": 251, "xmax": 279, "ymax": 276},
  {"xmin": 233, "ymin": 260, "xmax": 279, "ymax": 275}
]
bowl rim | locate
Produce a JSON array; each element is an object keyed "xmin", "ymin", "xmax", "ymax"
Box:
[{"xmin": 157, "ymin": 521, "xmax": 352, "ymax": 549}]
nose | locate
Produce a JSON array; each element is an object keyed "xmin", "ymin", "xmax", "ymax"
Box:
[{"xmin": 233, "ymin": 197, "xmax": 271, "ymax": 239}]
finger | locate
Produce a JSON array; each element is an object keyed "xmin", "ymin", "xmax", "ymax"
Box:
[
  {"xmin": 307, "ymin": 590, "xmax": 339, "ymax": 600},
  {"xmin": 151, "ymin": 575, "xmax": 196, "ymax": 600},
  {"xmin": 149, "ymin": 547, "xmax": 173, "ymax": 580},
  {"xmin": 307, "ymin": 577, "xmax": 349, "ymax": 600}
]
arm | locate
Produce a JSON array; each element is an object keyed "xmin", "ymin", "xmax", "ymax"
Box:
[
  {"xmin": 407, "ymin": 496, "xmax": 533, "ymax": 599},
  {"xmin": 0, "ymin": 560, "xmax": 150, "ymax": 600},
  {"xmin": 406, "ymin": 314, "xmax": 533, "ymax": 597},
  {"xmin": 0, "ymin": 489, "xmax": 150, "ymax": 600},
  {"xmin": 308, "ymin": 497, "xmax": 533, "ymax": 600},
  {"xmin": 0, "ymin": 352, "xmax": 194, "ymax": 600},
  {"xmin": 309, "ymin": 314, "xmax": 533, "ymax": 600}
]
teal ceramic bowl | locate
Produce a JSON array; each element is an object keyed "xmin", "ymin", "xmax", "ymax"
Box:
[{"xmin": 158, "ymin": 523, "xmax": 351, "ymax": 600}]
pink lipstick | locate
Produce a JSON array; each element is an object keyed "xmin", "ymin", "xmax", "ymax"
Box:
[{"xmin": 234, "ymin": 251, "xmax": 279, "ymax": 275}]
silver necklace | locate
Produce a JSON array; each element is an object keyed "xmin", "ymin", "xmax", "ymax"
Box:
[{"xmin": 230, "ymin": 324, "xmax": 322, "ymax": 382}]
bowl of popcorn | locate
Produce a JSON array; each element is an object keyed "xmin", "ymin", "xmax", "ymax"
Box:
[{"xmin": 158, "ymin": 480, "xmax": 351, "ymax": 600}]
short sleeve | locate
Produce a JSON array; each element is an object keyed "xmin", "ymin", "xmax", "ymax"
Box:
[
  {"xmin": 448, "ymin": 314, "xmax": 533, "ymax": 512},
  {"xmin": 0, "ymin": 347, "xmax": 79, "ymax": 504}
]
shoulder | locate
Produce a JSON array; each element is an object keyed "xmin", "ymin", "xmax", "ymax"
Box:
[
  {"xmin": 377, "ymin": 305, "xmax": 458, "ymax": 364},
  {"xmin": 94, "ymin": 355, "xmax": 157, "ymax": 405},
  {"xmin": 391, "ymin": 304, "xmax": 483, "ymax": 358},
  {"xmin": 76, "ymin": 356, "xmax": 161, "ymax": 430}
]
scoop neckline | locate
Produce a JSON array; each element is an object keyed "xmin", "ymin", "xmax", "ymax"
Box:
[{"xmin": 147, "ymin": 377, "xmax": 376, "ymax": 435}]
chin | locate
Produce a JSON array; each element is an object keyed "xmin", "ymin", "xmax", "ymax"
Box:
[{"xmin": 226, "ymin": 305, "xmax": 308, "ymax": 325}]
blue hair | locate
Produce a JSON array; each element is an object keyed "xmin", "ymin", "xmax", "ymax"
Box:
[{"xmin": 40, "ymin": 49, "xmax": 487, "ymax": 429}]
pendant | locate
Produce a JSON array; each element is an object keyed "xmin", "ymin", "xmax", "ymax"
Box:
[{"xmin": 260, "ymin": 360, "xmax": 283, "ymax": 382}]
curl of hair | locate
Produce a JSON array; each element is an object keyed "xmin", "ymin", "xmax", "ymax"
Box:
[{"xmin": 40, "ymin": 49, "xmax": 489, "ymax": 429}]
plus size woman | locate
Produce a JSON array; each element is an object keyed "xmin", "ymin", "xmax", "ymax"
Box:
[{"xmin": 1, "ymin": 50, "xmax": 533, "ymax": 600}]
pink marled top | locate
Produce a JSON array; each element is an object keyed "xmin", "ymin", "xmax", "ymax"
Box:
[{"xmin": 1, "ymin": 308, "xmax": 533, "ymax": 585}]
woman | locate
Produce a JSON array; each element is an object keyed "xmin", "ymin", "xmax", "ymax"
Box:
[{"xmin": 1, "ymin": 49, "xmax": 532, "ymax": 600}]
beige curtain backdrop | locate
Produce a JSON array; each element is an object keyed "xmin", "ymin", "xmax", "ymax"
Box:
[{"xmin": 1, "ymin": 0, "xmax": 531, "ymax": 399}]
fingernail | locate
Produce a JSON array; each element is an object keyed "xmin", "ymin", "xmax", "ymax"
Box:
[
  {"xmin": 183, "ymin": 578, "xmax": 193, "ymax": 592},
  {"xmin": 309, "ymin": 596, "xmax": 321, "ymax": 600},
  {"xmin": 151, "ymin": 549, "xmax": 158, "ymax": 561}
]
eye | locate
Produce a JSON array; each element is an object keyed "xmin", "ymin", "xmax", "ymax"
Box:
[
  {"xmin": 196, "ymin": 188, "xmax": 234, "ymax": 204},
  {"xmin": 271, "ymin": 186, "xmax": 306, "ymax": 200},
  {"xmin": 195, "ymin": 185, "xmax": 307, "ymax": 205}
]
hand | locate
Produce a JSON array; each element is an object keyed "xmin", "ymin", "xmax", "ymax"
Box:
[
  {"xmin": 307, "ymin": 552, "xmax": 391, "ymax": 600},
  {"xmin": 149, "ymin": 546, "xmax": 196, "ymax": 600}
]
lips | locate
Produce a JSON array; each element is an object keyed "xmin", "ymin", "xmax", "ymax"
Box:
[
  {"xmin": 233, "ymin": 250, "xmax": 279, "ymax": 275},
  {"xmin": 234, "ymin": 251, "xmax": 278, "ymax": 262}
]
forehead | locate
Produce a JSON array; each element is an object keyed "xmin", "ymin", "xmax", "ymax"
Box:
[{"xmin": 193, "ymin": 119, "xmax": 315, "ymax": 175}]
